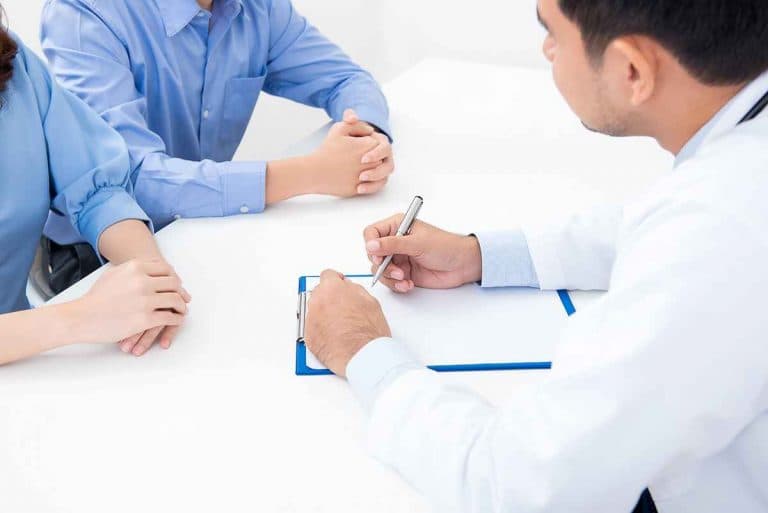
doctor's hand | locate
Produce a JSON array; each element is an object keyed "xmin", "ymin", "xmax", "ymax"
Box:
[
  {"xmin": 364, "ymin": 215, "xmax": 483, "ymax": 293},
  {"xmin": 305, "ymin": 270, "xmax": 391, "ymax": 377}
]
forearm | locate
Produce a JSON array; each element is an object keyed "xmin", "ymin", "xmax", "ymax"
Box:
[
  {"xmin": 98, "ymin": 219, "xmax": 162, "ymax": 264},
  {"xmin": 0, "ymin": 301, "xmax": 89, "ymax": 365},
  {"xmin": 265, "ymin": 155, "xmax": 317, "ymax": 204}
]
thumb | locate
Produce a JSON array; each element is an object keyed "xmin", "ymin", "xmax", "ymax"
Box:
[
  {"xmin": 366, "ymin": 235, "xmax": 423, "ymax": 258},
  {"xmin": 319, "ymin": 269, "xmax": 346, "ymax": 283},
  {"xmin": 343, "ymin": 108, "xmax": 359, "ymax": 124},
  {"xmin": 334, "ymin": 120, "xmax": 375, "ymax": 138}
]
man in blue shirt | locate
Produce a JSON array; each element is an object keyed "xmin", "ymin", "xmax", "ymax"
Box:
[{"xmin": 38, "ymin": 0, "xmax": 393, "ymax": 284}]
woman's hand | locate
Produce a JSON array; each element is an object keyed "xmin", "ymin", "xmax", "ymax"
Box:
[{"xmin": 76, "ymin": 259, "xmax": 190, "ymax": 348}]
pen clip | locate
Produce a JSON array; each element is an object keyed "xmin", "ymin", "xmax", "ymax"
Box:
[{"xmin": 297, "ymin": 291, "xmax": 308, "ymax": 343}]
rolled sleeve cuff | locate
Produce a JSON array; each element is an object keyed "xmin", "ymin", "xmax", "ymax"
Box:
[
  {"xmin": 350, "ymin": 104, "xmax": 392, "ymax": 142},
  {"xmin": 474, "ymin": 230, "xmax": 540, "ymax": 288},
  {"xmin": 347, "ymin": 337, "xmax": 423, "ymax": 412},
  {"xmin": 77, "ymin": 187, "xmax": 152, "ymax": 259},
  {"xmin": 220, "ymin": 161, "xmax": 267, "ymax": 216}
]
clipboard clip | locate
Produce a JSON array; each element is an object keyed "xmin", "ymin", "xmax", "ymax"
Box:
[{"xmin": 297, "ymin": 291, "xmax": 309, "ymax": 343}]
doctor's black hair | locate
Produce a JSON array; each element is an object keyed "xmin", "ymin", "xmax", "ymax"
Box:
[
  {"xmin": 0, "ymin": 2, "xmax": 17, "ymax": 94},
  {"xmin": 558, "ymin": 0, "xmax": 768, "ymax": 86}
]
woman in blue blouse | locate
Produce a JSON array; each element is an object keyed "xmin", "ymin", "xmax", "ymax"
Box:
[{"xmin": 0, "ymin": 12, "xmax": 190, "ymax": 364}]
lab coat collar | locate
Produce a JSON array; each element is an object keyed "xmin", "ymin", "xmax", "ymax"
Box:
[
  {"xmin": 675, "ymin": 69, "xmax": 768, "ymax": 167},
  {"xmin": 155, "ymin": 0, "xmax": 243, "ymax": 37}
]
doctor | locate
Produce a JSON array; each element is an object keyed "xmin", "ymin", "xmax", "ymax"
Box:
[{"xmin": 304, "ymin": 0, "xmax": 768, "ymax": 512}]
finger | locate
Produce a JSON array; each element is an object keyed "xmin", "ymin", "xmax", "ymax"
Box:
[
  {"xmin": 132, "ymin": 326, "xmax": 163, "ymax": 356},
  {"xmin": 139, "ymin": 260, "xmax": 175, "ymax": 277},
  {"xmin": 343, "ymin": 108, "xmax": 359, "ymax": 124},
  {"xmin": 359, "ymin": 160, "xmax": 394, "ymax": 182},
  {"xmin": 158, "ymin": 325, "xmax": 180, "ymax": 350},
  {"xmin": 119, "ymin": 332, "xmax": 143, "ymax": 353},
  {"xmin": 151, "ymin": 292, "xmax": 188, "ymax": 314},
  {"xmin": 382, "ymin": 262, "xmax": 407, "ymax": 280},
  {"xmin": 361, "ymin": 141, "xmax": 392, "ymax": 165},
  {"xmin": 357, "ymin": 178, "xmax": 388, "ymax": 195},
  {"xmin": 319, "ymin": 269, "xmax": 345, "ymax": 282},
  {"xmin": 363, "ymin": 214, "xmax": 406, "ymax": 243},
  {"xmin": 181, "ymin": 287, "xmax": 192, "ymax": 303},
  {"xmin": 365, "ymin": 233, "xmax": 423, "ymax": 258},
  {"xmin": 372, "ymin": 268, "xmax": 414, "ymax": 294},
  {"xmin": 335, "ymin": 121, "xmax": 374, "ymax": 138},
  {"xmin": 151, "ymin": 311, "xmax": 185, "ymax": 328},
  {"xmin": 151, "ymin": 275, "xmax": 182, "ymax": 293}
]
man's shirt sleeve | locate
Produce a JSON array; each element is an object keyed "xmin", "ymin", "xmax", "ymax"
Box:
[
  {"xmin": 41, "ymin": 0, "xmax": 267, "ymax": 229},
  {"xmin": 264, "ymin": 0, "xmax": 392, "ymax": 140}
]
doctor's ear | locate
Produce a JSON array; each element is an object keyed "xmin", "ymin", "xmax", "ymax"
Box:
[{"xmin": 604, "ymin": 36, "xmax": 659, "ymax": 108}]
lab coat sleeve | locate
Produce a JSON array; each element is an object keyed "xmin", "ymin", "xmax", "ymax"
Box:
[
  {"xmin": 264, "ymin": 0, "xmax": 391, "ymax": 139},
  {"xmin": 523, "ymin": 204, "xmax": 623, "ymax": 291},
  {"xmin": 473, "ymin": 230, "xmax": 540, "ymax": 288},
  {"xmin": 41, "ymin": 0, "xmax": 266, "ymax": 229},
  {"xmin": 356, "ymin": 201, "xmax": 768, "ymax": 513},
  {"xmin": 19, "ymin": 40, "xmax": 150, "ymax": 253}
]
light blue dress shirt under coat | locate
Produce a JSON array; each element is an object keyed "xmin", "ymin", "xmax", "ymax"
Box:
[
  {"xmin": 0, "ymin": 37, "xmax": 149, "ymax": 314},
  {"xmin": 41, "ymin": 0, "xmax": 391, "ymax": 242}
]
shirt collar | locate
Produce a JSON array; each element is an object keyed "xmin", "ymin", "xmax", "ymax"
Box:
[
  {"xmin": 675, "ymin": 69, "xmax": 768, "ymax": 167},
  {"xmin": 155, "ymin": 0, "xmax": 242, "ymax": 37}
]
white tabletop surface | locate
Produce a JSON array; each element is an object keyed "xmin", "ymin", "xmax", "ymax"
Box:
[{"xmin": 0, "ymin": 59, "xmax": 672, "ymax": 513}]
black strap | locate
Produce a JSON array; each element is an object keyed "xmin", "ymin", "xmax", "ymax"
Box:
[
  {"xmin": 738, "ymin": 89, "xmax": 768, "ymax": 125},
  {"xmin": 41, "ymin": 237, "xmax": 101, "ymax": 295}
]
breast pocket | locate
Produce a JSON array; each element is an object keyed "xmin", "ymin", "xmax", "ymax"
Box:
[{"xmin": 221, "ymin": 74, "xmax": 267, "ymax": 147}]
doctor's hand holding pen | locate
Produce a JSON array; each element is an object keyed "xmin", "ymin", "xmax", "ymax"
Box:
[{"xmin": 364, "ymin": 215, "xmax": 483, "ymax": 293}]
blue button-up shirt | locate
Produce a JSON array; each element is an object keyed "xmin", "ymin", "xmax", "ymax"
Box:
[
  {"xmin": 41, "ymin": 0, "xmax": 390, "ymax": 240},
  {"xmin": 0, "ymin": 36, "xmax": 149, "ymax": 314}
]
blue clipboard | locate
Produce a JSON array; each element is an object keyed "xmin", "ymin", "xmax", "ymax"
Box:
[{"xmin": 296, "ymin": 275, "xmax": 577, "ymax": 376}]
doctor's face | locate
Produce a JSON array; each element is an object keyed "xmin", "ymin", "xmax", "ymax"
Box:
[{"xmin": 537, "ymin": 0, "xmax": 629, "ymax": 136}]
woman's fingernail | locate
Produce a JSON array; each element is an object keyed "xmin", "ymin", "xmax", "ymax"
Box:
[
  {"xmin": 391, "ymin": 270, "xmax": 404, "ymax": 280},
  {"xmin": 360, "ymin": 172, "xmax": 371, "ymax": 181},
  {"xmin": 357, "ymin": 185, "xmax": 366, "ymax": 194},
  {"xmin": 361, "ymin": 156, "xmax": 371, "ymax": 164},
  {"xmin": 133, "ymin": 347, "xmax": 143, "ymax": 356},
  {"xmin": 366, "ymin": 240, "xmax": 381, "ymax": 251}
]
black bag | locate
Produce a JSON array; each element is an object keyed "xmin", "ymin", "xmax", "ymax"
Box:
[{"xmin": 40, "ymin": 237, "xmax": 102, "ymax": 295}]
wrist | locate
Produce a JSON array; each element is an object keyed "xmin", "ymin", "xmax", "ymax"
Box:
[
  {"xmin": 266, "ymin": 155, "xmax": 317, "ymax": 203},
  {"xmin": 460, "ymin": 235, "xmax": 483, "ymax": 284},
  {"xmin": 47, "ymin": 300, "xmax": 95, "ymax": 347}
]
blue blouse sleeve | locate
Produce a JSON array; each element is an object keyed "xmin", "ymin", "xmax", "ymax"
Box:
[{"xmin": 19, "ymin": 42, "xmax": 151, "ymax": 253}]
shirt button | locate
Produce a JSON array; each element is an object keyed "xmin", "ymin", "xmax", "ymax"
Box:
[
  {"xmin": 240, "ymin": 205, "xmax": 250, "ymax": 214},
  {"xmin": 173, "ymin": 214, "xmax": 182, "ymax": 220},
  {"xmin": 203, "ymin": 110, "xmax": 210, "ymax": 119}
]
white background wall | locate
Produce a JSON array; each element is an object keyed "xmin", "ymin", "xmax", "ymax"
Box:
[{"xmin": 3, "ymin": 0, "xmax": 547, "ymax": 156}]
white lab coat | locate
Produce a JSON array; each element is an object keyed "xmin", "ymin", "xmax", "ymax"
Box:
[{"xmin": 360, "ymin": 81, "xmax": 768, "ymax": 512}]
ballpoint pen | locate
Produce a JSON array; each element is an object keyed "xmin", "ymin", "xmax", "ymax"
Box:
[{"xmin": 371, "ymin": 195, "xmax": 424, "ymax": 287}]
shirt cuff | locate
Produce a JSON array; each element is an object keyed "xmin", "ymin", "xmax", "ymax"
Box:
[
  {"xmin": 76, "ymin": 187, "xmax": 153, "ymax": 259},
  {"xmin": 346, "ymin": 337, "xmax": 423, "ymax": 412},
  {"xmin": 474, "ymin": 230, "xmax": 540, "ymax": 288},
  {"xmin": 220, "ymin": 160, "xmax": 267, "ymax": 216}
]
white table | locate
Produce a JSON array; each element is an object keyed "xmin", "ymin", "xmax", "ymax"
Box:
[{"xmin": 0, "ymin": 59, "xmax": 671, "ymax": 513}]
